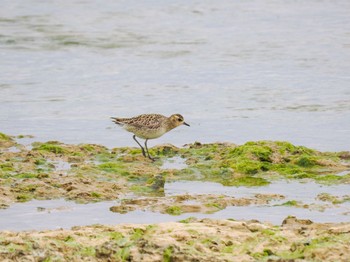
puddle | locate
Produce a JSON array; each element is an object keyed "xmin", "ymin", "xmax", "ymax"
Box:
[
  {"xmin": 7, "ymin": 146, "xmax": 21, "ymax": 153},
  {"xmin": 336, "ymin": 170, "xmax": 350, "ymax": 176},
  {"xmin": 1, "ymin": 180, "xmax": 349, "ymax": 231},
  {"xmin": 0, "ymin": 197, "xmax": 348, "ymax": 231},
  {"xmin": 210, "ymin": 205, "xmax": 350, "ymax": 224},
  {"xmin": 165, "ymin": 180, "xmax": 350, "ymax": 204},
  {"xmin": 15, "ymin": 136, "xmax": 36, "ymax": 150},
  {"xmin": 47, "ymin": 159, "xmax": 71, "ymax": 171},
  {"xmin": 0, "ymin": 199, "xmax": 198, "ymax": 231},
  {"xmin": 161, "ymin": 156, "xmax": 188, "ymax": 170}
]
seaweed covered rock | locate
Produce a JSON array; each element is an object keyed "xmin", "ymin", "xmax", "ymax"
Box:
[
  {"xmin": 1, "ymin": 131, "xmax": 349, "ymax": 207},
  {"xmin": 177, "ymin": 141, "xmax": 350, "ymax": 186}
]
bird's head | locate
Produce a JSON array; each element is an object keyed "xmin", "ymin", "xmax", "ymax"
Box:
[{"xmin": 169, "ymin": 114, "xmax": 190, "ymax": 128}]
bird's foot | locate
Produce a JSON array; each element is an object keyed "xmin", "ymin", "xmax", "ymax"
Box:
[{"xmin": 147, "ymin": 155, "xmax": 157, "ymax": 162}]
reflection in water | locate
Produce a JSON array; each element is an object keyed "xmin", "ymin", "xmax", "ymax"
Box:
[{"xmin": 0, "ymin": 180, "xmax": 349, "ymax": 231}]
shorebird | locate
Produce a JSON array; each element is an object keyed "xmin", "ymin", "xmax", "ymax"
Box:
[{"xmin": 111, "ymin": 113, "xmax": 189, "ymax": 161}]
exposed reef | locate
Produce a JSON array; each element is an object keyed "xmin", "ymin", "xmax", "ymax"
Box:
[
  {"xmin": 0, "ymin": 217, "xmax": 349, "ymax": 261},
  {"xmin": 1, "ymin": 132, "xmax": 349, "ymax": 209},
  {"xmin": 1, "ymin": 132, "xmax": 350, "ymax": 261}
]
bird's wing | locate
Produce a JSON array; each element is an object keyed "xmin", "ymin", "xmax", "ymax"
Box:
[
  {"xmin": 129, "ymin": 114, "xmax": 165, "ymax": 129},
  {"xmin": 111, "ymin": 114, "xmax": 166, "ymax": 129}
]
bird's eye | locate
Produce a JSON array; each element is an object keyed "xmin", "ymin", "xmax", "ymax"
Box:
[{"xmin": 178, "ymin": 118, "xmax": 182, "ymax": 122}]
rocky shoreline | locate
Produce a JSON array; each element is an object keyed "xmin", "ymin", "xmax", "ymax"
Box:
[
  {"xmin": 1, "ymin": 216, "xmax": 349, "ymax": 261},
  {"xmin": 1, "ymin": 132, "xmax": 350, "ymax": 261}
]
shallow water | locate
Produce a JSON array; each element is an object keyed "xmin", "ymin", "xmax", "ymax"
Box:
[
  {"xmin": 161, "ymin": 156, "xmax": 187, "ymax": 170},
  {"xmin": 1, "ymin": 0, "xmax": 350, "ymax": 151},
  {"xmin": 1, "ymin": 180, "xmax": 349, "ymax": 231},
  {"xmin": 165, "ymin": 180, "xmax": 350, "ymax": 204},
  {"xmin": 1, "ymin": 0, "xmax": 350, "ymax": 231},
  {"xmin": 0, "ymin": 199, "xmax": 178, "ymax": 231},
  {"xmin": 46, "ymin": 159, "xmax": 71, "ymax": 171}
]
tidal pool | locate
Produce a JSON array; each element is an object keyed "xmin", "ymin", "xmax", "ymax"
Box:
[
  {"xmin": 165, "ymin": 180, "xmax": 350, "ymax": 204},
  {"xmin": 160, "ymin": 156, "xmax": 188, "ymax": 170},
  {"xmin": 1, "ymin": 180, "xmax": 349, "ymax": 231}
]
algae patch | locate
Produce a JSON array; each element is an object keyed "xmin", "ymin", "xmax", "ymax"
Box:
[
  {"xmin": 0, "ymin": 217, "xmax": 349, "ymax": 261},
  {"xmin": 35, "ymin": 142, "xmax": 66, "ymax": 154},
  {"xmin": 0, "ymin": 132, "xmax": 12, "ymax": 141},
  {"xmin": 176, "ymin": 141, "xmax": 349, "ymax": 186},
  {"xmin": 0, "ymin": 132, "xmax": 15, "ymax": 148},
  {"xmin": 109, "ymin": 194, "xmax": 269, "ymax": 216},
  {"xmin": 0, "ymin": 131, "xmax": 349, "ymax": 208},
  {"xmin": 317, "ymin": 193, "xmax": 350, "ymax": 204}
]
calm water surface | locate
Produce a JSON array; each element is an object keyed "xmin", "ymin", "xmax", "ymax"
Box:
[
  {"xmin": 1, "ymin": 179, "xmax": 350, "ymax": 231},
  {"xmin": 1, "ymin": 1, "xmax": 350, "ymax": 229},
  {"xmin": 1, "ymin": 0, "xmax": 350, "ymax": 151}
]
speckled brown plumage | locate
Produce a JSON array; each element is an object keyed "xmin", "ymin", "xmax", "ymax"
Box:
[{"xmin": 111, "ymin": 113, "xmax": 189, "ymax": 161}]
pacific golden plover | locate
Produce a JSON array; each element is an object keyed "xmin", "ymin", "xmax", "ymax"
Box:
[{"xmin": 111, "ymin": 113, "xmax": 189, "ymax": 160}]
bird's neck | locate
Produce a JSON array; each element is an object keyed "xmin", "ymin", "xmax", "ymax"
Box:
[{"xmin": 165, "ymin": 119, "xmax": 177, "ymax": 131}]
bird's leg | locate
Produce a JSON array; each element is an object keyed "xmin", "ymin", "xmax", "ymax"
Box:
[
  {"xmin": 133, "ymin": 135, "xmax": 146, "ymax": 157},
  {"xmin": 144, "ymin": 139, "xmax": 155, "ymax": 161}
]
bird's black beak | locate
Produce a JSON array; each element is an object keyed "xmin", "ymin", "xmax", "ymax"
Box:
[{"xmin": 183, "ymin": 122, "xmax": 190, "ymax": 127}]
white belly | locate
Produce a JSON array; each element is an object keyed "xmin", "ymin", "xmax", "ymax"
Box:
[{"xmin": 124, "ymin": 126, "xmax": 167, "ymax": 139}]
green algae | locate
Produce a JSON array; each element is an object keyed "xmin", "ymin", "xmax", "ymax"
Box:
[
  {"xmin": 130, "ymin": 185, "xmax": 153, "ymax": 194},
  {"xmin": 165, "ymin": 205, "xmax": 182, "ymax": 216},
  {"xmin": 97, "ymin": 162, "xmax": 127, "ymax": 174},
  {"xmin": 0, "ymin": 132, "xmax": 15, "ymax": 148},
  {"xmin": 34, "ymin": 158, "xmax": 47, "ymax": 166},
  {"xmin": 130, "ymin": 228, "xmax": 145, "ymax": 241},
  {"xmin": 15, "ymin": 173, "xmax": 39, "ymax": 179},
  {"xmin": 149, "ymin": 144, "xmax": 179, "ymax": 158},
  {"xmin": 91, "ymin": 192, "xmax": 102, "ymax": 198},
  {"xmin": 260, "ymin": 228, "xmax": 276, "ymax": 236},
  {"xmin": 163, "ymin": 245, "xmax": 174, "ymax": 262},
  {"xmin": 314, "ymin": 173, "xmax": 350, "ymax": 185},
  {"xmin": 0, "ymin": 132, "xmax": 12, "ymax": 141},
  {"xmin": 0, "ymin": 218, "xmax": 349, "ymax": 261},
  {"xmin": 281, "ymin": 200, "xmax": 300, "ymax": 207},
  {"xmin": 296, "ymin": 155, "xmax": 318, "ymax": 167},
  {"xmin": 34, "ymin": 142, "xmax": 66, "ymax": 154},
  {"xmin": 251, "ymin": 248, "xmax": 275, "ymax": 260},
  {"xmin": 317, "ymin": 193, "xmax": 350, "ymax": 204},
  {"xmin": 79, "ymin": 144, "xmax": 97, "ymax": 152},
  {"xmin": 0, "ymin": 162, "xmax": 14, "ymax": 172},
  {"xmin": 31, "ymin": 141, "xmax": 110, "ymax": 159},
  {"xmin": 16, "ymin": 194, "xmax": 32, "ymax": 202},
  {"xmin": 229, "ymin": 141, "xmax": 274, "ymax": 162},
  {"xmin": 176, "ymin": 141, "xmax": 348, "ymax": 186},
  {"xmin": 95, "ymin": 227, "xmax": 155, "ymax": 261},
  {"xmin": 179, "ymin": 217, "xmax": 197, "ymax": 224},
  {"xmin": 230, "ymin": 176, "xmax": 270, "ymax": 186},
  {"xmin": 275, "ymin": 233, "xmax": 350, "ymax": 260},
  {"xmin": 1, "ymin": 133, "xmax": 349, "ymax": 207},
  {"xmin": 204, "ymin": 202, "xmax": 226, "ymax": 213}
]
